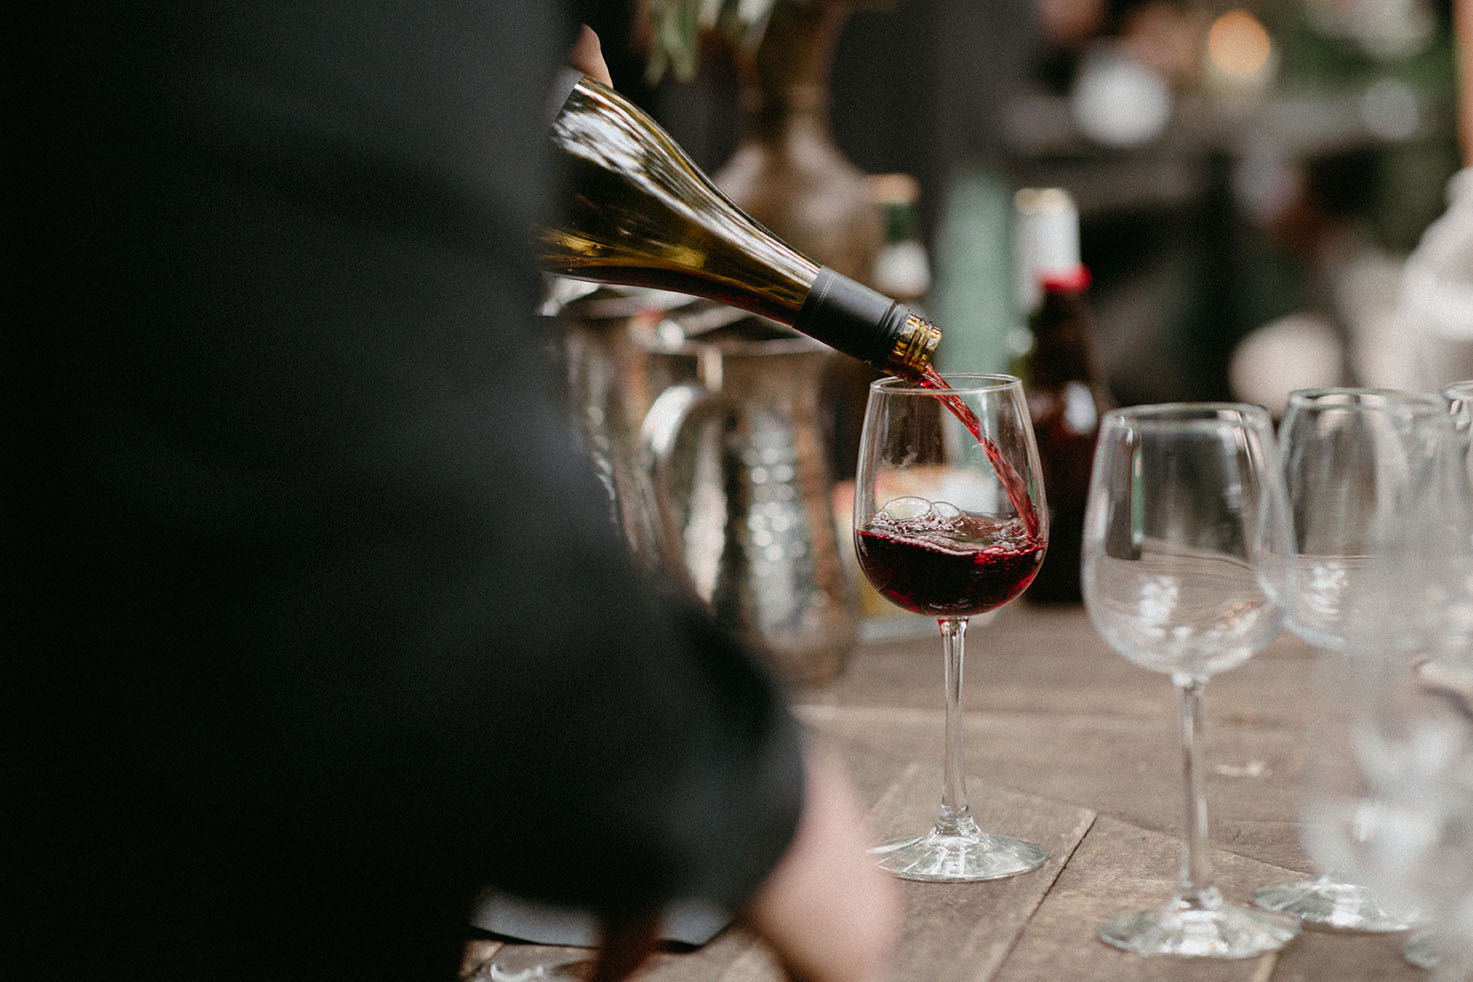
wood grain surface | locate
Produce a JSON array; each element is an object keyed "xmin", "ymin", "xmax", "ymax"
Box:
[{"xmin": 465, "ymin": 603, "xmax": 1427, "ymax": 981}]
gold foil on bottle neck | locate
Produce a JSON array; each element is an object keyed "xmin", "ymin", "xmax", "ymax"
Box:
[{"xmin": 888, "ymin": 313, "xmax": 942, "ymax": 378}]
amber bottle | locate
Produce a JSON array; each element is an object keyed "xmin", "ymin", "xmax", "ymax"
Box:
[{"xmin": 1014, "ymin": 189, "xmax": 1112, "ymax": 604}]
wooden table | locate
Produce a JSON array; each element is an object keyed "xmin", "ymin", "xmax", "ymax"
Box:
[{"xmin": 463, "ymin": 602, "xmax": 1426, "ymax": 981}]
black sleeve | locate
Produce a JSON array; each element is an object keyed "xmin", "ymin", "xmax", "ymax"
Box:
[{"xmin": 16, "ymin": 2, "xmax": 802, "ymax": 978}]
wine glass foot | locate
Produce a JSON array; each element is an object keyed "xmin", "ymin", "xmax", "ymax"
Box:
[
  {"xmin": 869, "ymin": 826, "xmax": 1046, "ymax": 882},
  {"xmin": 1250, "ymin": 876, "xmax": 1411, "ymax": 931},
  {"xmin": 1099, "ymin": 895, "xmax": 1299, "ymax": 958}
]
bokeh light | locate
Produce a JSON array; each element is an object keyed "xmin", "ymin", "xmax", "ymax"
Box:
[{"xmin": 1207, "ymin": 8, "xmax": 1274, "ymax": 83}]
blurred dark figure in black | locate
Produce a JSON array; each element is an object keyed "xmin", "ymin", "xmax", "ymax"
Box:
[{"xmin": 12, "ymin": 4, "xmax": 895, "ymax": 981}]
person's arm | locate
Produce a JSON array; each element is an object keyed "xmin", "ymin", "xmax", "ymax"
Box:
[
  {"xmin": 21, "ymin": 3, "xmax": 894, "ymax": 976},
  {"xmin": 589, "ymin": 747, "xmax": 899, "ymax": 982},
  {"xmin": 740, "ymin": 749, "xmax": 901, "ymax": 982}
]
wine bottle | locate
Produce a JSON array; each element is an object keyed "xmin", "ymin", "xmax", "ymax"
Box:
[
  {"xmin": 538, "ymin": 75, "xmax": 941, "ymax": 379},
  {"xmin": 1012, "ymin": 188, "xmax": 1112, "ymax": 604}
]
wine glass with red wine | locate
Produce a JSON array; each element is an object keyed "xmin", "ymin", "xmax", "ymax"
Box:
[
  {"xmin": 1083, "ymin": 403, "xmax": 1299, "ymax": 957},
  {"xmin": 852, "ymin": 373, "xmax": 1049, "ymax": 881}
]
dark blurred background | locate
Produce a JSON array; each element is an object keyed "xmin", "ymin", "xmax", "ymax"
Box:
[{"xmin": 580, "ymin": 0, "xmax": 1466, "ymax": 413}]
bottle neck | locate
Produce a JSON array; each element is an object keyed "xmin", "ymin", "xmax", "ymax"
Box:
[
  {"xmin": 740, "ymin": 94, "xmax": 833, "ymax": 146},
  {"xmin": 735, "ymin": 0, "xmax": 849, "ymax": 143},
  {"xmin": 796, "ymin": 267, "xmax": 940, "ymax": 377},
  {"xmin": 1029, "ymin": 272, "xmax": 1100, "ymax": 385},
  {"xmin": 748, "ymin": 1, "xmax": 849, "ymax": 102},
  {"xmin": 1039, "ymin": 265, "xmax": 1090, "ymax": 294}
]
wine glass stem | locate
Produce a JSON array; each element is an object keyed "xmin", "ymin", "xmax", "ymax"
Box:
[
  {"xmin": 1176, "ymin": 676, "xmax": 1219, "ymax": 908},
  {"xmin": 937, "ymin": 617, "xmax": 973, "ymax": 834}
]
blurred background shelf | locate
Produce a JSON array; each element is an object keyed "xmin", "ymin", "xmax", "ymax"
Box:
[{"xmin": 588, "ymin": 0, "xmax": 1466, "ymax": 409}]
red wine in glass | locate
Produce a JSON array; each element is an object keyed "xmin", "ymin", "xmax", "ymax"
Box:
[{"xmin": 855, "ymin": 514, "xmax": 1043, "ymax": 616}]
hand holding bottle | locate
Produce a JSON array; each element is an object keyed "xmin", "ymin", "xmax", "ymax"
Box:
[{"xmin": 566, "ymin": 24, "xmax": 612, "ymax": 86}]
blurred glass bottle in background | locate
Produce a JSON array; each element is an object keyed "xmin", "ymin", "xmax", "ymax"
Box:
[
  {"xmin": 869, "ymin": 172, "xmax": 933, "ymax": 314},
  {"xmin": 1011, "ymin": 187, "xmax": 1113, "ymax": 604}
]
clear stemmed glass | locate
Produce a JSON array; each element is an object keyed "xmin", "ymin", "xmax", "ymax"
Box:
[
  {"xmin": 1305, "ymin": 410, "xmax": 1473, "ymax": 979},
  {"xmin": 852, "ymin": 373, "xmax": 1049, "ymax": 881},
  {"xmin": 1395, "ymin": 382, "xmax": 1473, "ymax": 972},
  {"xmin": 1082, "ymin": 403, "xmax": 1300, "ymax": 957},
  {"xmin": 1252, "ymin": 388, "xmax": 1446, "ymax": 931}
]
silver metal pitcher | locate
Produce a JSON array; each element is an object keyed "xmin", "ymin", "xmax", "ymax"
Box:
[
  {"xmin": 637, "ymin": 311, "xmax": 860, "ymax": 685},
  {"xmin": 548, "ymin": 282, "xmax": 693, "ymax": 571}
]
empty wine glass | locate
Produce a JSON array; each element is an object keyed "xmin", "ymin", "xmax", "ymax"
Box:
[
  {"xmin": 852, "ymin": 373, "xmax": 1048, "ymax": 881},
  {"xmin": 1082, "ymin": 403, "xmax": 1300, "ymax": 957},
  {"xmin": 1307, "ymin": 411, "xmax": 1473, "ymax": 979},
  {"xmin": 1252, "ymin": 388, "xmax": 1445, "ymax": 931},
  {"xmin": 1395, "ymin": 382, "xmax": 1473, "ymax": 973}
]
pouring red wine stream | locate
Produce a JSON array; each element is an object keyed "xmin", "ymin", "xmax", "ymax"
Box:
[{"xmin": 919, "ymin": 366, "xmax": 1042, "ymax": 538}]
